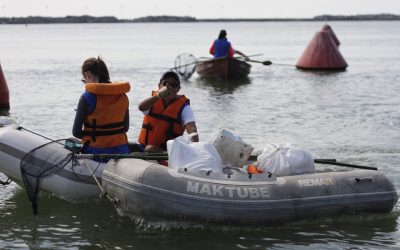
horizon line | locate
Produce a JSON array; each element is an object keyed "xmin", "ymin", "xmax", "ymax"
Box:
[{"xmin": 1, "ymin": 13, "xmax": 400, "ymax": 20}]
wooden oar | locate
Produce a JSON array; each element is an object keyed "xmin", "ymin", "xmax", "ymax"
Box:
[
  {"xmin": 201, "ymin": 54, "xmax": 264, "ymax": 61},
  {"xmin": 248, "ymin": 155, "xmax": 376, "ymax": 170},
  {"xmin": 247, "ymin": 59, "xmax": 272, "ymax": 65},
  {"xmin": 314, "ymin": 159, "xmax": 377, "ymax": 171},
  {"xmin": 247, "ymin": 155, "xmax": 336, "ymax": 162},
  {"xmin": 76, "ymin": 152, "xmax": 169, "ymax": 161},
  {"xmin": 247, "ymin": 59, "xmax": 295, "ymax": 67},
  {"xmin": 240, "ymin": 53, "xmax": 263, "ymax": 58}
]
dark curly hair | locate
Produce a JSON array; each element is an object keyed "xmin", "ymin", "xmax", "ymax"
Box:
[
  {"xmin": 81, "ymin": 56, "xmax": 110, "ymax": 83},
  {"xmin": 160, "ymin": 71, "xmax": 180, "ymax": 85},
  {"xmin": 218, "ymin": 30, "xmax": 227, "ymax": 39}
]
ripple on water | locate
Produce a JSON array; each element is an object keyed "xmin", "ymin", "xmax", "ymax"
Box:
[{"xmin": 1, "ymin": 21, "xmax": 400, "ymax": 249}]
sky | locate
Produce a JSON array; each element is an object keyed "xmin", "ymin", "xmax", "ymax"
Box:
[{"xmin": 1, "ymin": 0, "xmax": 399, "ymax": 19}]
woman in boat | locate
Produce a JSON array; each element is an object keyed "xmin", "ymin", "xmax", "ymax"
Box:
[
  {"xmin": 209, "ymin": 29, "xmax": 249, "ymax": 60},
  {"xmin": 72, "ymin": 57, "xmax": 131, "ymax": 159},
  {"xmin": 136, "ymin": 71, "xmax": 199, "ymax": 152}
]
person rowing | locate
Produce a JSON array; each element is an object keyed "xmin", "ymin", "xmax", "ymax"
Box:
[{"xmin": 209, "ymin": 29, "xmax": 249, "ymax": 60}]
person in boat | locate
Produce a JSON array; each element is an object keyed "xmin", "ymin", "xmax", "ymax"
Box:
[
  {"xmin": 72, "ymin": 57, "xmax": 130, "ymax": 159},
  {"xmin": 135, "ymin": 71, "xmax": 199, "ymax": 153},
  {"xmin": 209, "ymin": 29, "xmax": 249, "ymax": 60}
]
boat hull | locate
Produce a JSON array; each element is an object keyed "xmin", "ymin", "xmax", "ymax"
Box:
[
  {"xmin": 0, "ymin": 126, "xmax": 105, "ymax": 200},
  {"xmin": 195, "ymin": 58, "xmax": 251, "ymax": 80},
  {"xmin": 102, "ymin": 158, "xmax": 398, "ymax": 224}
]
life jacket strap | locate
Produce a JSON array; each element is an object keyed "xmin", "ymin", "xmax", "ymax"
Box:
[
  {"xmin": 148, "ymin": 112, "xmax": 180, "ymax": 124},
  {"xmin": 91, "ymin": 119, "xmax": 97, "ymax": 142},
  {"xmin": 166, "ymin": 121, "xmax": 181, "ymax": 141},
  {"xmin": 84, "ymin": 121, "xmax": 125, "ymax": 129},
  {"xmin": 81, "ymin": 127, "xmax": 126, "ymax": 137},
  {"xmin": 141, "ymin": 123, "xmax": 153, "ymax": 144},
  {"xmin": 82, "ymin": 119, "xmax": 126, "ymax": 141}
]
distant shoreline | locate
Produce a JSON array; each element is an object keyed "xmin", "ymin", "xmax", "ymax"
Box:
[{"xmin": 1, "ymin": 14, "xmax": 399, "ymax": 24}]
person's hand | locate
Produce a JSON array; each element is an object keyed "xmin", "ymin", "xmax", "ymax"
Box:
[
  {"xmin": 188, "ymin": 132, "xmax": 199, "ymax": 142},
  {"xmin": 157, "ymin": 86, "xmax": 172, "ymax": 98},
  {"xmin": 166, "ymin": 82, "xmax": 180, "ymax": 94}
]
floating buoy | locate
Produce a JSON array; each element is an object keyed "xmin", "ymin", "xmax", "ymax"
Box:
[
  {"xmin": 296, "ymin": 31, "xmax": 348, "ymax": 71},
  {"xmin": 0, "ymin": 64, "xmax": 10, "ymax": 111},
  {"xmin": 321, "ymin": 24, "xmax": 340, "ymax": 46}
]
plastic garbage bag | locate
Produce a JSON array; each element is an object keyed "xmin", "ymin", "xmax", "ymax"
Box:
[
  {"xmin": 257, "ymin": 144, "xmax": 291, "ymax": 176},
  {"xmin": 213, "ymin": 129, "xmax": 254, "ymax": 168},
  {"xmin": 167, "ymin": 134, "xmax": 223, "ymax": 173},
  {"xmin": 0, "ymin": 116, "xmax": 17, "ymax": 127},
  {"xmin": 257, "ymin": 143, "xmax": 315, "ymax": 176},
  {"xmin": 287, "ymin": 145, "xmax": 315, "ymax": 175}
]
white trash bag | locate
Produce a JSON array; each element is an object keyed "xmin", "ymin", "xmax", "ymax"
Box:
[
  {"xmin": 167, "ymin": 134, "xmax": 223, "ymax": 173},
  {"xmin": 213, "ymin": 129, "xmax": 254, "ymax": 168},
  {"xmin": 0, "ymin": 116, "xmax": 17, "ymax": 127},
  {"xmin": 257, "ymin": 143, "xmax": 315, "ymax": 176}
]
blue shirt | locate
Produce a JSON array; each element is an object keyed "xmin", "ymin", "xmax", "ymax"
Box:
[{"xmin": 211, "ymin": 38, "xmax": 233, "ymax": 58}]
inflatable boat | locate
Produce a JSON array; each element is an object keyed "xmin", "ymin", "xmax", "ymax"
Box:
[
  {"xmin": 0, "ymin": 124, "xmax": 105, "ymax": 200},
  {"xmin": 102, "ymin": 158, "xmax": 397, "ymax": 224},
  {"xmin": 0, "ymin": 123, "xmax": 397, "ymax": 224}
]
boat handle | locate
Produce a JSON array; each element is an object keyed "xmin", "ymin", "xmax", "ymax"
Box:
[{"xmin": 355, "ymin": 177, "xmax": 373, "ymax": 183}]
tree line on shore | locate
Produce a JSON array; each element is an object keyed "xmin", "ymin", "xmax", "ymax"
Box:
[{"xmin": 1, "ymin": 14, "xmax": 399, "ymax": 24}]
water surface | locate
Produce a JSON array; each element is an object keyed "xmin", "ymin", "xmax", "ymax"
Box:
[{"xmin": 0, "ymin": 21, "xmax": 400, "ymax": 249}]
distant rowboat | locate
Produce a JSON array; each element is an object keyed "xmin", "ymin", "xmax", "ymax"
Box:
[{"xmin": 195, "ymin": 57, "xmax": 251, "ymax": 80}]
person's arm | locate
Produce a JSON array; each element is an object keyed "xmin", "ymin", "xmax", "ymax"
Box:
[
  {"xmin": 72, "ymin": 95, "xmax": 88, "ymax": 139},
  {"xmin": 228, "ymin": 45, "xmax": 235, "ymax": 58},
  {"xmin": 181, "ymin": 105, "xmax": 199, "ymax": 142},
  {"xmin": 209, "ymin": 42, "xmax": 215, "ymax": 55},
  {"xmin": 184, "ymin": 121, "xmax": 199, "ymax": 142},
  {"xmin": 234, "ymin": 49, "xmax": 249, "ymax": 60},
  {"xmin": 138, "ymin": 95, "xmax": 159, "ymax": 111},
  {"xmin": 138, "ymin": 87, "xmax": 171, "ymax": 111}
]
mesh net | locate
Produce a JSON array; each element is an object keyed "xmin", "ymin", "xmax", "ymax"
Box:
[
  {"xmin": 20, "ymin": 139, "xmax": 75, "ymax": 215},
  {"xmin": 174, "ymin": 53, "xmax": 198, "ymax": 80}
]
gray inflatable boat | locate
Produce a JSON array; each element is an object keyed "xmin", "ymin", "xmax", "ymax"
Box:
[{"xmin": 102, "ymin": 158, "xmax": 397, "ymax": 224}]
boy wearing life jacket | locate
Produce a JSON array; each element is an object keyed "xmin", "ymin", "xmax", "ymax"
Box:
[
  {"xmin": 72, "ymin": 57, "xmax": 130, "ymax": 159},
  {"xmin": 137, "ymin": 71, "xmax": 199, "ymax": 152}
]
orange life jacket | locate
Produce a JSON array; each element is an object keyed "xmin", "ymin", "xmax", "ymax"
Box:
[
  {"xmin": 81, "ymin": 81, "xmax": 130, "ymax": 148},
  {"xmin": 138, "ymin": 91, "xmax": 189, "ymax": 148}
]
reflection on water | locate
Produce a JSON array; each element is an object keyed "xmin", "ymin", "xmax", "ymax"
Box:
[
  {"xmin": 0, "ymin": 110, "xmax": 10, "ymax": 117},
  {"xmin": 192, "ymin": 76, "xmax": 252, "ymax": 94},
  {"xmin": 1, "ymin": 188, "xmax": 399, "ymax": 249},
  {"xmin": 1, "ymin": 21, "xmax": 400, "ymax": 249}
]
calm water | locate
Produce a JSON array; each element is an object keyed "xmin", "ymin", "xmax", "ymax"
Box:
[{"xmin": 1, "ymin": 21, "xmax": 400, "ymax": 249}]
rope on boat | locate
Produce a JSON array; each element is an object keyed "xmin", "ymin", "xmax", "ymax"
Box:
[
  {"xmin": 70, "ymin": 157, "xmax": 102, "ymax": 182},
  {"xmin": 81, "ymin": 161, "xmax": 119, "ymax": 208}
]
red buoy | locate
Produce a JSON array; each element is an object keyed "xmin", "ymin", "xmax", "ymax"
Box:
[
  {"xmin": 321, "ymin": 24, "xmax": 340, "ymax": 46},
  {"xmin": 0, "ymin": 64, "xmax": 10, "ymax": 111},
  {"xmin": 296, "ymin": 31, "xmax": 348, "ymax": 71}
]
